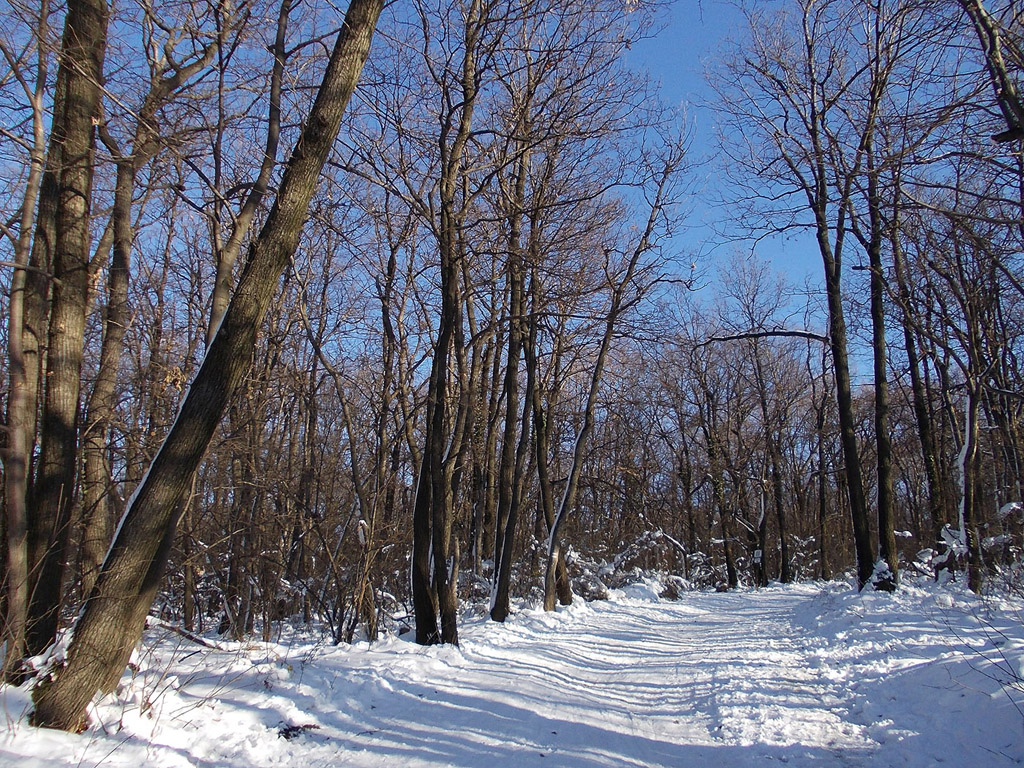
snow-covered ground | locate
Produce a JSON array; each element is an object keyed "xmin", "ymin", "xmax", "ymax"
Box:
[{"xmin": 2, "ymin": 578, "xmax": 1023, "ymax": 767}]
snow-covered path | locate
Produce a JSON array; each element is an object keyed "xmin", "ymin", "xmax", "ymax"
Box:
[
  {"xmin": 328, "ymin": 590, "xmax": 868, "ymax": 767},
  {"xmin": 3, "ymin": 581, "xmax": 1024, "ymax": 767}
]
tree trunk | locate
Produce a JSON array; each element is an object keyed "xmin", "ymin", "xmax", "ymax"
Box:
[
  {"xmin": 819, "ymin": 229, "xmax": 875, "ymax": 590},
  {"xmin": 30, "ymin": 0, "xmax": 383, "ymax": 730},
  {"xmin": 491, "ymin": 133, "xmax": 532, "ymax": 623},
  {"xmin": 2, "ymin": 0, "xmax": 51, "ymax": 683},
  {"xmin": 752, "ymin": 346, "xmax": 790, "ymax": 583},
  {"xmin": 814, "ymin": 394, "xmax": 831, "ymax": 581},
  {"xmin": 848, "ymin": 128, "xmax": 898, "ymax": 591},
  {"xmin": 529, "ymin": 294, "xmax": 571, "ymax": 605},
  {"xmin": 892, "ymin": 230, "xmax": 947, "ymax": 571},
  {"xmin": 701, "ymin": 396, "xmax": 737, "ymax": 590},
  {"xmin": 411, "ymin": 0, "xmax": 487, "ymax": 646},
  {"xmin": 867, "ymin": 170, "xmax": 897, "ymax": 590},
  {"xmin": 543, "ymin": 144, "xmax": 682, "ymax": 609},
  {"xmin": 79, "ymin": 155, "xmax": 132, "ymax": 600},
  {"xmin": 25, "ymin": 0, "xmax": 109, "ymax": 659},
  {"xmin": 961, "ymin": 387, "xmax": 984, "ymax": 594}
]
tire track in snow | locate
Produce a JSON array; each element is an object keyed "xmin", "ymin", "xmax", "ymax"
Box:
[
  {"xmin": 320, "ymin": 587, "xmax": 878, "ymax": 767},
  {"xmin": 668, "ymin": 588, "xmax": 875, "ymax": 764}
]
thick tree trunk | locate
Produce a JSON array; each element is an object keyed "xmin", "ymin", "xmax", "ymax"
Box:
[
  {"xmin": 80, "ymin": 8, "xmax": 224, "ymax": 600},
  {"xmin": 25, "ymin": 0, "xmax": 109, "ymax": 659},
  {"xmin": 30, "ymin": 0, "xmax": 383, "ymax": 731}
]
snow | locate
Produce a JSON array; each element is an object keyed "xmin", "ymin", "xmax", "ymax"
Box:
[{"xmin": 3, "ymin": 578, "xmax": 1023, "ymax": 767}]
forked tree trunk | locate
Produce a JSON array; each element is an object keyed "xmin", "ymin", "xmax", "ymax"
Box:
[
  {"xmin": 529, "ymin": 299, "xmax": 572, "ymax": 605},
  {"xmin": 30, "ymin": 0, "xmax": 383, "ymax": 731},
  {"xmin": 411, "ymin": 0, "xmax": 486, "ymax": 646}
]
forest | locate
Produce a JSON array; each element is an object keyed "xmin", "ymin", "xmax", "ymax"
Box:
[{"xmin": 0, "ymin": 0, "xmax": 1022, "ymax": 734}]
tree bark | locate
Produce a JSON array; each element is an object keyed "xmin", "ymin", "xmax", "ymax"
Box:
[
  {"xmin": 25, "ymin": 0, "xmax": 109, "ymax": 659},
  {"xmin": 78, "ymin": 160, "xmax": 129, "ymax": 600}
]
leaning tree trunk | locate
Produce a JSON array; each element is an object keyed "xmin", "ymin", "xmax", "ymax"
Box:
[
  {"xmin": 543, "ymin": 148, "xmax": 681, "ymax": 610},
  {"xmin": 30, "ymin": 0, "xmax": 383, "ymax": 731}
]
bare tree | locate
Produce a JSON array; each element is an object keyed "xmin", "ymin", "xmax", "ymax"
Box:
[
  {"xmin": 713, "ymin": 0, "xmax": 924, "ymax": 588},
  {"xmin": 544, "ymin": 137, "xmax": 686, "ymax": 610},
  {"xmin": 958, "ymin": 0, "xmax": 1024, "ymax": 141},
  {"xmin": 30, "ymin": 0, "xmax": 383, "ymax": 730}
]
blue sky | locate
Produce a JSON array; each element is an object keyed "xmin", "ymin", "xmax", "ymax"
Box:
[{"xmin": 625, "ymin": 1, "xmax": 824, "ymax": 293}]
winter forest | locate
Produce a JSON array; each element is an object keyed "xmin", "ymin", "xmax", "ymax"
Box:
[{"xmin": 1, "ymin": 0, "xmax": 1024, "ymax": 760}]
